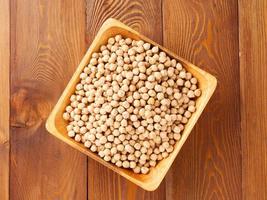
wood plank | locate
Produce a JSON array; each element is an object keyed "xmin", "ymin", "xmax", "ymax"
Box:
[
  {"xmin": 0, "ymin": 0, "xmax": 10, "ymax": 199},
  {"xmin": 86, "ymin": 0, "xmax": 165, "ymax": 199},
  {"xmin": 10, "ymin": 0, "xmax": 87, "ymax": 199},
  {"xmin": 163, "ymin": 0, "xmax": 241, "ymax": 199},
  {"xmin": 239, "ymin": 0, "xmax": 267, "ymax": 199}
]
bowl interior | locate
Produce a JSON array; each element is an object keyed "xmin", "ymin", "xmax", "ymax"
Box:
[{"xmin": 47, "ymin": 19, "xmax": 217, "ymax": 191}]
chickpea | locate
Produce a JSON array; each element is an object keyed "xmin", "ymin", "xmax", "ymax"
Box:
[
  {"xmin": 151, "ymin": 46, "xmax": 159, "ymax": 53},
  {"xmin": 141, "ymin": 167, "xmax": 149, "ymax": 174},
  {"xmin": 194, "ymin": 89, "xmax": 201, "ymax": 97},
  {"xmin": 133, "ymin": 166, "xmax": 141, "ymax": 174},
  {"xmin": 173, "ymin": 132, "xmax": 181, "ymax": 140}
]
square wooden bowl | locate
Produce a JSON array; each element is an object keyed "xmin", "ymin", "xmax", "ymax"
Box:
[{"xmin": 46, "ymin": 18, "xmax": 217, "ymax": 191}]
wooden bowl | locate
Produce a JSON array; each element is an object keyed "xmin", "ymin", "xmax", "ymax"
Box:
[{"xmin": 46, "ymin": 18, "xmax": 217, "ymax": 191}]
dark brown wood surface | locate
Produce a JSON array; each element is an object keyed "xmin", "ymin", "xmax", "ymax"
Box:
[
  {"xmin": 0, "ymin": 0, "xmax": 10, "ymax": 199},
  {"xmin": 10, "ymin": 0, "xmax": 87, "ymax": 199},
  {"xmin": 0, "ymin": 0, "xmax": 266, "ymax": 199},
  {"xmin": 239, "ymin": 0, "xmax": 267, "ymax": 199}
]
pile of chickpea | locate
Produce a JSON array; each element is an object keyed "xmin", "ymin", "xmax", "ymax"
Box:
[{"xmin": 63, "ymin": 35, "xmax": 201, "ymax": 174}]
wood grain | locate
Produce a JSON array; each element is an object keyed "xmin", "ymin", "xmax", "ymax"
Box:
[
  {"xmin": 239, "ymin": 0, "xmax": 267, "ymax": 199},
  {"xmin": 86, "ymin": 0, "xmax": 165, "ymax": 199},
  {"xmin": 6, "ymin": 0, "xmax": 267, "ymax": 198},
  {"xmin": 163, "ymin": 0, "xmax": 241, "ymax": 199},
  {"xmin": 10, "ymin": 0, "xmax": 87, "ymax": 199},
  {"xmin": 0, "ymin": 0, "xmax": 10, "ymax": 199}
]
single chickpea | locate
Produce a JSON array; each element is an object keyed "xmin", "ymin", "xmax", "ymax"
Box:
[
  {"xmin": 114, "ymin": 34, "xmax": 122, "ymax": 42},
  {"xmin": 173, "ymin": 133, "xmax": 181, "ymax": 140},
  {"xmin": 121, "ymin": 155, "xmax": 127, "ymax": 161},
  {"xmin": 188, "ymin": 105, "xmax": 196, "ymax": 113},
  {"xmin": 194, "ymin": 89, "xmax": 201, "ymax": 97},
  {"xmin": 136, "ymin": 54, "xmax": 144, "ymax": 62},
  {"xmin": 90, "ymin": 145, "xmax": 97, "ymax": 152},
  {"xmin": 130, "ymin": 161, "xmax": 137, "ymax": 169},
  {"xmin": 187, "ymin": 90, "xmax": 195, "ymax": 98},
  {"xmin": 139, "ymin": 159, "xmax": 146, "ymax": 165},
  {"xmin": 128, "ymin": 154, "xmax": 135, "ymax": 161},
  {"xmin": 113, "ymin": 153, "xmax": 121, "ymax": 161},
  {"xmin": 161, "ymin": 152, "xmax": 168, "ymax": 158},
  {"xmin": 179, "ymin": 71, "xmax": 186, "ymax": 79},
  {"xmin": 140, "ymin": 147, "xmax": 147, "ymax": 154},
  {"xmin": 63, "ymin": 112, "xmax": 70, "ymax": 121},
  {"xmin": 114, "ymin": 138, "xmax": 121, "ymax": 145},
  {"xmin": 133, "ymin": 166, "xmax": 141, "ymax": 174},
  {"xmin": 80, "ymin": 127, "xmax": 87, "ymax": 134},
  {"xmin": 107, "ymin": 134, "xmax": 114, "ymax": 142},
  {"xmin": 184, "ymin": 72, "xmax": 191, "ymax": 80},
  {"xmin": 125, "ymin": 38, "xmax": 132, "ymax": 44},
  {"xmin": 153, "ymin": 115, "xmax": 161, "ymax": 123},
  {"xmin": 130, "ymin": 114, "xmax": 138, "ymax": 122},
  {"xmin": 104, "ymin": 155, "xmax": 111, "ymax": 162},
  {"xmin": 176, "ymin": 63, "xmax": 183, "ymax": 71},
  {"xmin": 98, "ymin": 151, "xmax": 105, "ymax": 158},
  {"xmin": 68, "ymin": 131, "xmax": 75, "ymax": 138},
  {"xmin": 184, "ymin": 111, "xmax": 192, "ymax": 118},
  {"xmin": 143, "ymin": 141, "xmax": 150, "ymax": 149},
  {"xmin": 147, "ymin": 97, "xmax": 155, "ymax": 105},
  {"xmin": 99, "ymin": 136, "xmax": 107, "ymax": 144},
  {"xmin": 115, "ymin": 160, "xmax": 122, "ymax": 167},
  {"xmin": 190, "ymin": 84, "xmax": 197, "ymax": 91},
  {"xmin": 141, "ymin": 167, "xmax": 149, "ymax": 174},
  {"xmin": 117, "ymin": 144, "xmax": 124, "ymax": 152},
  {"xmin": 151, "ymin": 46, "xmax": 159, "ymax": 53},
  {"xmin": 143, "ymin": 43, "xmax": 151, "ymax": 50},
  {"xmin": 154, "ymin": 84, "xmax": 162, "ymax": 92},
  {"xmin": 134, "ymin": 143, "xmax": 141, "ymax": 150},
  {"xmin": 134, "ymin": 150, "xmax": 141, "ymax": 158},
  {"xmin": 169, "ymin": 139, "xmax": 175, "ymax": 145},
  {"xmin": 133, "ymin": 121, "xmax": 141, "ymax": 128}
]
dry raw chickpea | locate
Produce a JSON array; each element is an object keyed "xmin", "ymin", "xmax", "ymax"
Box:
[
  {"xmin": 130, "ymin": 161, "xmax": 137, "ymax": 169},
  {"xmin": 188, "ymin": 105, "xmax": 196, "ymax": 113},
  {"xmin": 151, "ymin": 46, "xmax": 159, "ymax": 53},
  {"xmin": 128, "ymin": 154, "xmax": 135, "ymax": 161},
  {"xmin": 162, "ymin": 152, "xmax": 169, "ymax": 158},
  {"xmin": 117, "ymin": 144, "xmax": 124, "ymax": 152},
  {"xmin": 115, "ymin": 160, "xmax": 122, "ymax": 167},
  {"xmin": 143, "ymin": 43, "xmax": 151, "ymax": 50},
  {"xmin": 173, "ymin": 133, "xmax": 181, "ymax": 141},
  {"xmin": 133, "ymin": 166, "xmax": 141, "ymax": 173},
  {"xmin": 63, "ymin": 112, "xmax": 70, "ymax": 121},
  {"xmin": 184, "ymin": 111, "xmax": 192, "ymax": 118},
  {"xmin": 104, "ymin": 155, "xmax": 111, "ymax": 162},
  {"xmin": 194, "ymin": 89, "xmax": 201, "ymax": 97},
  {"xmin": 134, "ymin": 150, "xmax": 141, "ymax": 158},
  {"xmin": 68, "ymin": 131, "xmax": 75, "ymax": 138},
  {"xmin": 90, "ymin": 145, "xmax": 97, "ymax": 152},
  {"xmin": 63, "ymin": 35, "xmax": 201, "ymax": 174},
  {"xmin": 141, "ymin": 167, "xmax": 149, "ymax": 174}
]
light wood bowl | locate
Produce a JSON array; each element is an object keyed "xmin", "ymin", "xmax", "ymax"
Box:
[{"xmin": 46, "ymin": 18, "xmax": 217, "ymax": 191}]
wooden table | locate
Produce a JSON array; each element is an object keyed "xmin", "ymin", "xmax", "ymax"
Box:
[{"xmin": 1, "ymin": 0, "xmax": 266, "ymax": 199}]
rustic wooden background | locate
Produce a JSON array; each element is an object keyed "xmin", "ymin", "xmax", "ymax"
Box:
[{"xmin": 0, "ymin": 0, "xmax": 266, "ymax": 199}]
